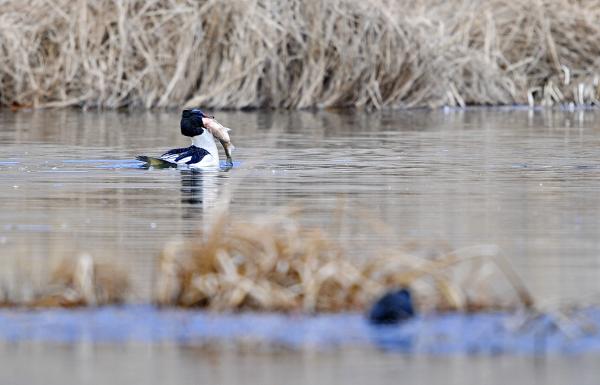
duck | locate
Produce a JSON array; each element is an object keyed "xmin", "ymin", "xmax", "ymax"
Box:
[{"xmin": 137, "ymin": 109, "xmax": 234, "ymax": 169}]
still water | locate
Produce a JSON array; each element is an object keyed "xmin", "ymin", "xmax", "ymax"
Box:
[
  {"xmin": 1, "ymin": 108, "xmax": 600, "ymax": 303},
  {"xmin": 1, "ymin": 344, "xmax": 598, "ymax": 385}
]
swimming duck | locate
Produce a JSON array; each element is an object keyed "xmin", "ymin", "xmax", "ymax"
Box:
[{"xmin": 137, "ymin": 109, "xmax": 234, "ymax": 168}]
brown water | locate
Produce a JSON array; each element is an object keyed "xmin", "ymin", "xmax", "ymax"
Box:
[{"xmin": 1, "ymin": 108, "xmax": 600, "ymax": 303}]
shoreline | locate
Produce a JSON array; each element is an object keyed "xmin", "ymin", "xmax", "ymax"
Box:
[{"xmin": 2, "ymin": 103, "xmax": 600, "ymax": 114}]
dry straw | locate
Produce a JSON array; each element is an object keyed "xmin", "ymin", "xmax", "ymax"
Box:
[
  {"xmin": 0, "ymin": 213, "xmax": 533, "ymax": 312},
  {"xmin": 0, "ymin": 254, "xmax": 129, "ymax": 307},
  {"xmin": 155, "ymin": 210, "xmax": 534, "ymax": 312},
  {"xmin": 1, "ymin": 0, "xmax": 600, "ymax": 110}
]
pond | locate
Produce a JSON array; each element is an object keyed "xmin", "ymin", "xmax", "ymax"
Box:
[{"xmin": 1, "ymin": 108, "xmax": 600, "ymax": 304}]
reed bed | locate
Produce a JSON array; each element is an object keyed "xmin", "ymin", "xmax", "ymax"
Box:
[
  {"xmin": 1, "ymin": 0, "xmax": 600, "ymax": 110},
  {"xmin": 0, "ymin": 213, "xmax": 533, "ymax": 312},
  {"xmin": 155, "ymin": 211, "xmax": 533, "ymax": 312},
  {"xmin": 0, "ymin": 254, "xmax": 129, "ymax": 307}
]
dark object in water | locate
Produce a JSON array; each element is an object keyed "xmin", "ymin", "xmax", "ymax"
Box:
[{"xmin": 368, "ymin": 288, "xmax": 415, "ymax": 325}]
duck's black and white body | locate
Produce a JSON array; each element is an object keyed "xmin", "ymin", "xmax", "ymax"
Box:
[
  {"xmin": 137, "ymin": 109, "xmax": 233, "ymax": 169},
  {"xmin": 159, "ymin": 130, "xmax": 220, "ymax": 168}
]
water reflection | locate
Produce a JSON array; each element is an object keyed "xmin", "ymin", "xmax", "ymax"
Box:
[{"xmin": 180, "ymin": 170, "xmax": 219, "ymax": 223}]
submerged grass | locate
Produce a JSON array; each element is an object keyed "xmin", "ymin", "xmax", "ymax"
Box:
[
  {"xmin": 155, "ymin": 209, "xmax": 534, "ymax": 313},
  {"xmin": 1, "ymin": 0, "xmax": 600, "ymax": 110}
]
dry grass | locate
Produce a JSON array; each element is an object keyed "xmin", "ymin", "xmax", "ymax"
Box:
[
  {"xmin": 155, "ymin": 210, "xmax": 534, "ymax": 312},
  {"xmin": 0, "ymin": 211, "xmax": 533, "ymax": 312},
  {"xmin": 0, "ymin": 254, "xmax": 129, "ymax": 307},
  {"xmin": 1, "ymin": 0, "xmax": 600, "ymax": 110}
]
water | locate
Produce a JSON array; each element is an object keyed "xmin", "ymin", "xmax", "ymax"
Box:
[
  {"xmin": 1, "ymin": 344, "xmax": 598, "ymax": 385},
  {"xmin": 1, "ymin": 108, "xmax": 600, "ymax": 304},
  {"xmin": 2, "ymin": 306, "xmax": 600, "ymax": 354}
]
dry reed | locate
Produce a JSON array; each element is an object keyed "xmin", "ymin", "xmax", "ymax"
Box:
[
  {"xmin": 0, "ymin": 214, "xmax": 533, "ymax": 312},
  {"xmin": 0, "ymin": 254, "xmax": 129, "ymax": 307},
  {"xmin": 155, "ymin": 211, "xmax": 533, "ymax": 312},
  {"xmin": 1, "ymin": 0, "xmax": 600, "ymax": 110}
]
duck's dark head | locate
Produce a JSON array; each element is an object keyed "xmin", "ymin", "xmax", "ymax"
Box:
[{"xmin": 181, "ymin": 109, "xmax": 213, "ymax": 137}]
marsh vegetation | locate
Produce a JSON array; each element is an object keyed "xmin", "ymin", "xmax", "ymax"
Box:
[{"xmin": 1, "ymin": 0, "xmax": 600, "ymax": 110}]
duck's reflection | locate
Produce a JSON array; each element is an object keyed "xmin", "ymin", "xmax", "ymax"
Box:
[
  {"xmin": 179, "ymin": 165, "xmax": 234, "ymax": 233},
  {"xmin": 180, "ymin": 170, "xmax": 219, "ymax": 221}
]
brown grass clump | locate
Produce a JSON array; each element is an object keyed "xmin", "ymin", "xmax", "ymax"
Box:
[
  {"xmin": 0, "ymin": 254, "xmax": 130, "ymax": 308},
  {"xmin": 1, "ymin": 0, "xmax": 600, "ymax": 110},
  {"xmin": 156, "ymin": 212, "xmax": 534, "ymax": 312}
]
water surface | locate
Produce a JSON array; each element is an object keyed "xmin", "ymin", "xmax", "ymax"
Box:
[
  {"xmin": 1, "ymin": 108, "xmax": 600, "ymax": 303},
  {"xmin": 2, "ymin": 343, "xmax": 599, "ymax": 385}
]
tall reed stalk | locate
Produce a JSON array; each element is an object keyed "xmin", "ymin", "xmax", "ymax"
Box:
[{"xmin": 1, "ymin": 0, "xmax": 599, "ymax": 110}]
